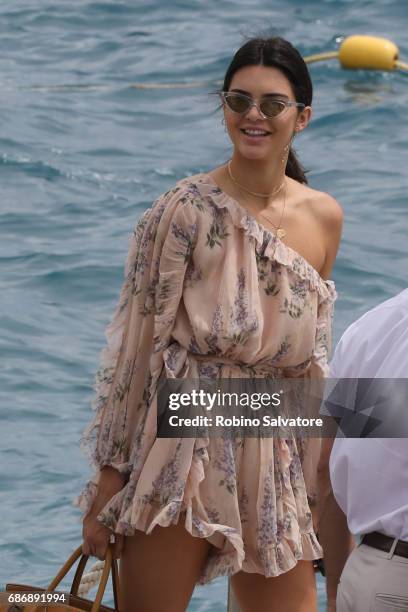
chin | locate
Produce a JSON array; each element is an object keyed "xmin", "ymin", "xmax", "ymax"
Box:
[{"xmin": 237, "ymin": 146, "xmax": 269, "ymax": 161}]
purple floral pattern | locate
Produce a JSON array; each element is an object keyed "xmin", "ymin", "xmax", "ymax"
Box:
[{"xmin": 73, "ymin": 172, "xmax": 337, "ymax": 583}]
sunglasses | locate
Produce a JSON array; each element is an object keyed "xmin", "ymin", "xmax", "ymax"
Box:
[{"xmin": 220, "ymin": 92, "xmax": 305, "ymax": 119}]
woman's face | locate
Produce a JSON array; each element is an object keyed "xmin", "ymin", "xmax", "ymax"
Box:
[{"xmin": 223, "ymin": 64, "xmax": 311, "ymax": 162}]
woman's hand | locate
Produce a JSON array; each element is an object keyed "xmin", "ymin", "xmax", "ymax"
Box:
[
  {"xmin": 82, "ymin": 511, "xmax": 123, "ymax": 561},
  {"xmin": 82, "ymin": 467, "xmax": 126, "ymax": 560}
]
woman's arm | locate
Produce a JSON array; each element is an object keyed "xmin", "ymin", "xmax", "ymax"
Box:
[
  {"xmin": 92, "ymin": 466, "xmax": 126, "ymax": 508},
  {"xmin": 317, "ymin": 193, "xmax": 343, "ymax": 281},
  {"xmin": 78, "ymin": 186, "xmax": 199, "ymax": 557},
  {"xmin": 84, "ymin": 467, "xmax": 126, "ymax": 522},
  {"xmin": 82, "ymin": 466, "xmax": 126, "ymax": 560}
]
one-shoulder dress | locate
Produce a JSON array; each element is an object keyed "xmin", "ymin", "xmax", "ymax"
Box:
[{"xmin": 73, "ymin": 172, "xmax": 337, "ymax": 584}]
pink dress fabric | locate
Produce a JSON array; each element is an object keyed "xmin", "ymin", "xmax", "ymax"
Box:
[{"xmin": 73, "ymin": 172, "xmax": 337, "ymax": 584}]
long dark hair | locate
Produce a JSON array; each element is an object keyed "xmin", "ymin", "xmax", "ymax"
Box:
[{"xmin": 218, "ymin": 37, "xmax": 312, "ymax": 184}]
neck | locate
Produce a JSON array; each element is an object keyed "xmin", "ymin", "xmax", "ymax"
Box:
[{"xmin": 228, "ymin": 153, "xmax": 286, "ymax": 197}]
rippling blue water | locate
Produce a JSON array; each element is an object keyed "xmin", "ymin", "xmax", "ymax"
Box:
[{"xmin": 1, "ymin": 1, "xmax": 407, "ymax": 609}]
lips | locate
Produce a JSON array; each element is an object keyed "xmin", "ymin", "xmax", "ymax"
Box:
[
  {"xmin": 240, "ymin": 128, "xmax": 271, "ymax": 141},
  {"xmin": 241, "ymin": 128, "xmax": 271, "ymax": 135}
]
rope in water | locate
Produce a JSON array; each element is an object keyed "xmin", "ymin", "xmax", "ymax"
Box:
[
  {"xmin": 395, "ymin": 59, "xmax": 408, "ymax": 71},
  {"xmin": 128, "ymin": 35, "xmax": 407, "ymax": 90},
  {"xmin": 302, "ymin": 50, "xmax": 339, "ymax": 64}
]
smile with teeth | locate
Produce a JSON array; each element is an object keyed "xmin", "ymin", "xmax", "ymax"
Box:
[{"xmin": 241, "ymin": 128, "xmax": 271, "ymax": 137}]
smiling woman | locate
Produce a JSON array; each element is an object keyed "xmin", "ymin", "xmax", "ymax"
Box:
[
  {"xmin": 76, "ymin": 36, "xmax": 343, "ymax": 612},
  {"xmin": 210, "ymin": 38, "xmax": 342, "ymax": 280}
]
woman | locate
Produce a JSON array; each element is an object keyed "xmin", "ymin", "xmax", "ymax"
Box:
[{"xmin": 75, "ymin": 37, "xmax": 343, "ymax": 612}]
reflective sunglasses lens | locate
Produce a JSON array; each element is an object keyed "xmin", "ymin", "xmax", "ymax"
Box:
[
  {"xmin": 224, "ymin": 94, "xmax": 251, "ymax": 113},
  {"xmin": 260, "ymin": 100, "xmax": 286, "ymax": 117}
]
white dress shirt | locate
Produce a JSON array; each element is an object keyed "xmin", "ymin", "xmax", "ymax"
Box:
[{"xmin": 328, "ymin": 289, "xmax": 408, "ymax": 541}]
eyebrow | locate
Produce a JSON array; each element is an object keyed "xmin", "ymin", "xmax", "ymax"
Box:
[{"xmin": 230, "ymin": 88, "xmax": 290, "ymax": 99}]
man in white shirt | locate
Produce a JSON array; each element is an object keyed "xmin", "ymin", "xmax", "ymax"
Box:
[{"xmin": 317, "ymin": 289, "xmax": 408, "ymax": 611}]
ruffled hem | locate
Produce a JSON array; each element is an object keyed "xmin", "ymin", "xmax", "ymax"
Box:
[
  {"xmin": 73, "ymin": 475, "xmax": 245, "ymax": 584},
  {"xmin": 73, "ymin": 478, "xmax": 322, "ymax": 583},
  {"xmin": 185, "ymin": 172, "xmax": 337, "ymax": 302},
  {"xmin": 242, "ymin": 531, "xmax": 322, "ymax": 578},
  {"xmin": 73, "ymin": 435, "xmax": 323, "ymax": 583},
  {"xmin": 73, "ymin": 476, "xmax": 100, "ymax": 517}
]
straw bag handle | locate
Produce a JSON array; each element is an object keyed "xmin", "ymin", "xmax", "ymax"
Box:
[
  {"xmin": 26, "ymin": 544, "xmax": 118, "ymax": 612},
  {"xmin": 70, "ymin": 546, "xmax": 120, "ymax": 608}
]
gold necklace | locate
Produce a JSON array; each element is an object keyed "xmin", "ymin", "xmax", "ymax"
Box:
[
  {"xmin": 226, "ymin": 161, "xmax": 287, "ymax": 240},
  {"xmin": 259, "ymin": 180, "xmax": 287, "ymax": 239},
  {"xmin": 227, "ymin": 160, "xmax": 285, "ymax": 199}
]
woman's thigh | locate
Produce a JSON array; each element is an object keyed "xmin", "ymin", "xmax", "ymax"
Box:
[
  {"xmin": 231, "ymin": 560, "xmax": 317, "ymax": 612},
  {"xmin": 119, "ymin": 520, "xmax": 212, "ymax": 612}
]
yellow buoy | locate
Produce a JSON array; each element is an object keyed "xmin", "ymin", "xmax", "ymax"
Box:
[{"xmin": 338, "ymin": 35, "xmax": 399, "ymax": 71}]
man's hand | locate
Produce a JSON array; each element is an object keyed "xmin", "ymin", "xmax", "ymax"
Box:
[{"xmin": 317, "ymin": 438, "xmax": 354, "ymax": 604}]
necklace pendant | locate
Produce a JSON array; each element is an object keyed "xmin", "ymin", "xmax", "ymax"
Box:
[{"xmin": 276, "ymin": 228, "xmax": 286, "ymax": 239}]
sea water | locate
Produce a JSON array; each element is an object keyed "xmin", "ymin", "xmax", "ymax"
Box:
[{"xmin": 1, "ymin": 1, "xmax": 407, "ymax": 610}]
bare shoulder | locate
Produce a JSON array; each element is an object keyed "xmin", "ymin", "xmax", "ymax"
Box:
[
  {"xmin": 293, "ymin": 181, "xmax": 343, "ymax": 228},
  {"xmin": 290, "ymin": 180, "xmax": 343, "ymax": 236},
  {"xmin": 289, "ymin": 180, "xmax": 343, "ymax": 278}
]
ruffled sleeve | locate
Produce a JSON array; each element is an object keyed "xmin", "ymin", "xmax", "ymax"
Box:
[
  {"xmin": 310, "ymin": 280, "xmax": 337, "ymax": 378},
  {"xmin": 73, "ymin": 184, "xmax": 198, "ymax": 516}
]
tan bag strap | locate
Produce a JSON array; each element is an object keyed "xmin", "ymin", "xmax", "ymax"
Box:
[
  {"xmin": 70, "ymin": 548, "xmax": 120, "ymax": 609},
  {"xmin": 25, "ymin": 544, "xmax": 119, "ymax": 612}
]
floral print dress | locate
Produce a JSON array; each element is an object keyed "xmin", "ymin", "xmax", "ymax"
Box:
[{"xmin": 73, "ymin": 172, "xmax": 337, "ymax": 583}]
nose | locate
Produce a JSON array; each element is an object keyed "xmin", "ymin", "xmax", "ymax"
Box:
[{"xmin": 245, "ymin": 101, "xmax": 266, "ymax": 120}]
